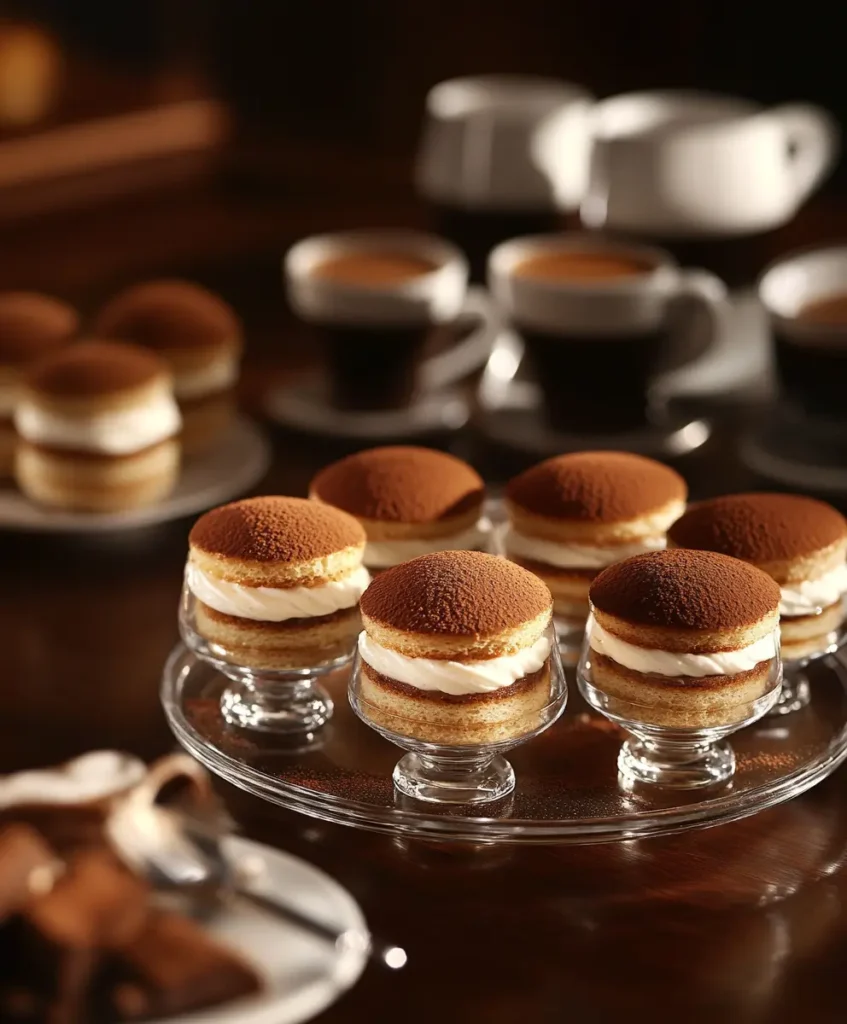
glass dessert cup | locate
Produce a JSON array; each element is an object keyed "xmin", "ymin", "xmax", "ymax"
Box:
[
  {"xmin": 771, "ymin": 610, "xmax": 847, "ymax": 717},
  {"xmin": 179, "ymin": 584, "xmax": 356, "ymax": 734},
  {"xmin": 577, "ymin": 636, "xmax": 783, "ymax": 790},
  {"xmin": 348, "ymin": 623, "xmax": 568, "ymax": 805}
]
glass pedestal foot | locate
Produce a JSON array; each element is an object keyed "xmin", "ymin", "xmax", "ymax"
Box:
[
  {"xmin": 392, "ymin": 752, "xmax": 515, "ymax": 805},
  {"xmin": 220, "ymin": 677, "xmax": 334, "ymax": 734},
  {"xmin": 768, "ymin": 674, "xmax": 811, "ymax": 717},
  {"xmin": 618, "ymin": 736, "xmax": 735, "ymax": 789}
]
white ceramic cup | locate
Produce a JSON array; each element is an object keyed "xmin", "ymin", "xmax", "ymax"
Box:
[
  {"xmin": 285, "ymin": 230, "xmax": 501, "ymax": 405},
  {"xmin": 415, "ymin": 74, "xmax": 594, "ymax": 212},
  {"xmin": 488, "ymin": 234, "xmax": 728, "ymax": 431},
  {"xmin": 759, "ymin": 245, "xmax": 847, "ymax": 421},
  {"xmin": 577, "ymin": 90, "xmax": 839, "ymax": 238}
]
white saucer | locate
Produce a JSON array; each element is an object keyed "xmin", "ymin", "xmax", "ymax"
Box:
[
  {"xmin": 264, "ymin": 375, "xmax": 469, "ymax": 440},
  {"xmin": 0, "ymin": 417, "xmax": 272, "ymax": 533},
  {"xmin": 150, "ymin": 834, "xmax": 369, "ymax": 1024}
]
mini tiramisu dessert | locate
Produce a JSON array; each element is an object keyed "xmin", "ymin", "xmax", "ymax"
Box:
[
  {"xmin": 0, "ymin": 292, "xmax": 78, "ymax": 476},
  {"xmin": 310, "ymin": 445, "xmax": 488, "ymax": 571},
  {"xmin": 668, "ymin": 493, "xmax": 847, "ymax": 661},
  {"xmin": 14, "ymin": 341, "xmax": 181, "ymax": 512},
  {"xmin": 504, "ymin": 451, "xmax": 687, "ymax": 636},
  {"xmin": 356, "ymin": 550, "xmax": 558, "ymax": 749},
  {"xmin": 184, "ymin": 496, "xmax": 369, "ymax": 671},
  {"xmin": 585, "ymin": 549, "xmax": 781, "ymax": 731},
  {"xmin": 95, "ymin": 279, "xmax": 242, "ymax": 455}
]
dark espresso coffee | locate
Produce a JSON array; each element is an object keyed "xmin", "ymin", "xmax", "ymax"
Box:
[
  {"xmin": 311, "ymin": 251, "xmax": 439, "ymax": 286},
  {"xmin": 431, "ymin": 205, "xmax": 563, "ymax": 283},
  {"xmin": 511, "ymin": 249, "xmax": 666, "ymax": 432},
  {"xmin": 520, "ymin": 326, "xmax": 671, "ymax": 432},
  {"xmin": 309, "ymin": 251, "xmax": 440, "ymax": 412},
  {"xmin": 513, "ymin": 250, "xmax": 654, "ymax": 281},
  {"xmin": 773, "ymin": 292, "xmax": 847, "ymax": 421}
]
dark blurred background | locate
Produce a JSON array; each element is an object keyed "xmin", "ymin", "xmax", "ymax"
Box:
[
  {"xmin": 3, "ymin": 1, "xmax": 846, "ymax": 176},
  {"xmin": 0, "ymin": 0, "xmax": 845, "ymax": 350}
]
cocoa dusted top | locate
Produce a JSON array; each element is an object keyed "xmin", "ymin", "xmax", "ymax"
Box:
[
  {"xmin": 26, "ymin": 341, "xmax": 167, "ymax": 397},
  {"xmin": 0, "ymin": 292, "xmax": 78, "ymax": 365},
  {"xmin": 310, "ymin": 446, "xmax": 485, "ymax": 522},
  {"xmin": 361, "ymin": 550, "xmax": 552, "ymax": 635},
  {"xmin": 506, "ymin": 451, "xmax": 686, "ymax": 522},
  {"xmin": 190, "ymin": 496, "xmax": 365, "ymax": 564},
  {"xmin": 669, "ymin": 493, "xmax": 847, "ymax": 563},
  {"xmin": 94, "ymin": 280, "xmax": 241, "ymax": 353},
  {"xmin": 590, "ymin": 549, "xmax": 781, "ymax": 630}
]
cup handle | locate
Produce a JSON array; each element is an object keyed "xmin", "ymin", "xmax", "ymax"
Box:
[
  {"xmin": 661, "ymin": 268, "xmax": 729, "ymax": 374},
  {"xmin": 419, "ymin": 286, "xmax": 503, "ymax": 392},
  {"xmin": 771, "ymin": 103, "xmax": 840, "ymax": 206}
]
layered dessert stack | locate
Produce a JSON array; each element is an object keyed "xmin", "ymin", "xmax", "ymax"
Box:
[
  {"xmin": 357, "ymin": 550, "xmax": 555, "ymax": 744},
  {"xmin": 310, "ymin": 446, "xmax": 488, "ymax": 571},
  {"xmin": 587, "ymin": 549, "xmax": 782, "ymax": 728}
]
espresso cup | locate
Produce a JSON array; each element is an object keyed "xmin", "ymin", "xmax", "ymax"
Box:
[
  {"xmin": 285, "ymin": 230, "xmax": 500, "ymax": 413},
  {"xmin": 760, "ymin": 245, "xmax": 847, "ymax": 423},
  {"xmin": 579, "ymin": 91, "xmax": 839, "ymax": 239},
  {"xmin": 488, "ymin": 234, "xmax": 727, "ymax": 433},
  {"xmin": 415, "ymin": 75, "xmax": 594, "ymax": 280}
]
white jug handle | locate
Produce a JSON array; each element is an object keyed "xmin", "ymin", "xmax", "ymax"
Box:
[
  {"xmin": 420, "ymin": 285, "xmax": 503, "ymax": 392},
  {"xmin": 772, "ymin": 103, "xmax": 840, "ymax": 205}
]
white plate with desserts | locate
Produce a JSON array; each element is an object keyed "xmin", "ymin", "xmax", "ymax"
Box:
[
  {"xmin": 0, "ymin": 417, "xmax": 271, "ymax": 534},
  {"xmin": 154, "ymin": 834, "xmax": 370, "ymax": 1024}
]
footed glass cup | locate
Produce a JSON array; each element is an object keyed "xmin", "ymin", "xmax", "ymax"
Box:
[
  {"xmin": 770, "ymin": 605, "xmax": 846, "ymax": 716},
  {"xmin": 577, "ymin": 627, "xmax": 783, "ymax": 789},
  {"xmin": 179, "ymin": 584, "xmax": 356, "ymax": 733},
  {"xmin": 349, "ymin": 622, "xmax": 567, "ymax": 804}
]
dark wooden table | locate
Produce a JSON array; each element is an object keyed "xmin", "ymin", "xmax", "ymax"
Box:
[{"xmin": 3, "ymin": 164, "xmax": 847, "ymax": 1024}]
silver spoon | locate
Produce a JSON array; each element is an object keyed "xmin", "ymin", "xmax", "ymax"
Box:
[{"xmin": 105, "ymin": 758, "xmax": 406, "ymax": 971}]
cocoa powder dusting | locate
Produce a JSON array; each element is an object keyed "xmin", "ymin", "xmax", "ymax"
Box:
[
  {"xmin": 95, "ymin": 279, "xmax": 241, "ymax": 352},
  {"xmin": 26, "ymin": 340, "xmax": 166, "ymax": 396},
  {"xmin": 506, "ymin": 451, "xmax": 686, "ymax": 523},
  {"xmin": 589, "ymin": 549, "xmax": 780, "ymax": 629},
  {"xmin": 190, "ymin": 496, "xmax": 365, "ymax": 563},
  {"xmin": 669, "ymin": 492, "xmax": 847, "ymax": 563},
  {"xmin": 360, "ymin": 550, "xmax": 551, "ymax": 635},
  {"xmin": 310, "ymin": 446, "xmax": 484, "ymax": 522},
  {"xmin": 0, "ymin": 292, "xmax": 78, "ymax": 364}
]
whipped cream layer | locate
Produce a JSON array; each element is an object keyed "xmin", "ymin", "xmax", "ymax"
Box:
[
  {"xmin": 187, "ymin": 560, "xmax": 370, "ymax": 622},
  {"xmin": 15, "ymin": 389, "xmax": 181, "ymax": 455},
  {"xmin": 588, "ymin": 616, "xmax": 778, "ymax": 678},
  {"xmin": 364, "ymin": 519, "xmax": 490, "ymax": 569},
  {"xmin": 504, "ymin": 526, "xmax": 667, "ymax": 570},
  {"xmin": 175, "ymin": 354, "xmax": 239, "ymax": 400},
  {"xmin": 359, "ymin": 630, "xmax": 551, "ymax": 695},
  {"xmin": 780, "ymin": 563, "xmax": 847, "ymax": 617}
]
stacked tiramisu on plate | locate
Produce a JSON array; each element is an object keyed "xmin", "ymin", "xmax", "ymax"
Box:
[
  {"xmin": 503, "ymin": 451, "xmax": 687, "ymax": 630},
  {"xmin": 95, "ymin": 280, "xmax": 242, "ymax": 455},
  {"xmin": 184, "ymin": 496, "xmax": 370, "ymax": 669},
  {"xmin": 14, "ymin": 341, "xmax": 181, "ymax": 512},
  {"xmin": 356, "ymin": 550, "xmax": 555, "ymax": 744},
  {"xmin": 0, "ymin": 292, "xmax": 78, "ymax": 476},
  {"xmin": 668, "ymin": 493, "xmax": 847, "ymax": 661},
  {"xmin": 586, "ymin": 549, "xmax": 782, "ymax": 728},
  {"xmin": 310, "ymin": 445, "xmax": 488, "ymax": 571}
]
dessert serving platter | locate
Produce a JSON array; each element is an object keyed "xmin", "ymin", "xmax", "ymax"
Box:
[
  {"xmin": 163, "ymin": 643, "xmax": 847, "ymax": 845},
  {"xmin": 0, "ymin": 417, "xmax": 271, "ymax": 533}
]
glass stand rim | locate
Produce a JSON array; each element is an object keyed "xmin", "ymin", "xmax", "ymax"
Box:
[{"xmin": 162, "ymin": 643, "xmax": 847, "ymax": 845}]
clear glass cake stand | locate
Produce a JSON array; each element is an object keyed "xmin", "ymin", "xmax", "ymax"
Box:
[{"xmin": 161, "ymin": 642, "xmax": 847, "ymax": 845}]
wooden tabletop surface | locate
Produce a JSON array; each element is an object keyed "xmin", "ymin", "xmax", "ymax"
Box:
[{"xmin": 2, "ymin": 164, "xmax": 847, "ymax": 1024}]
